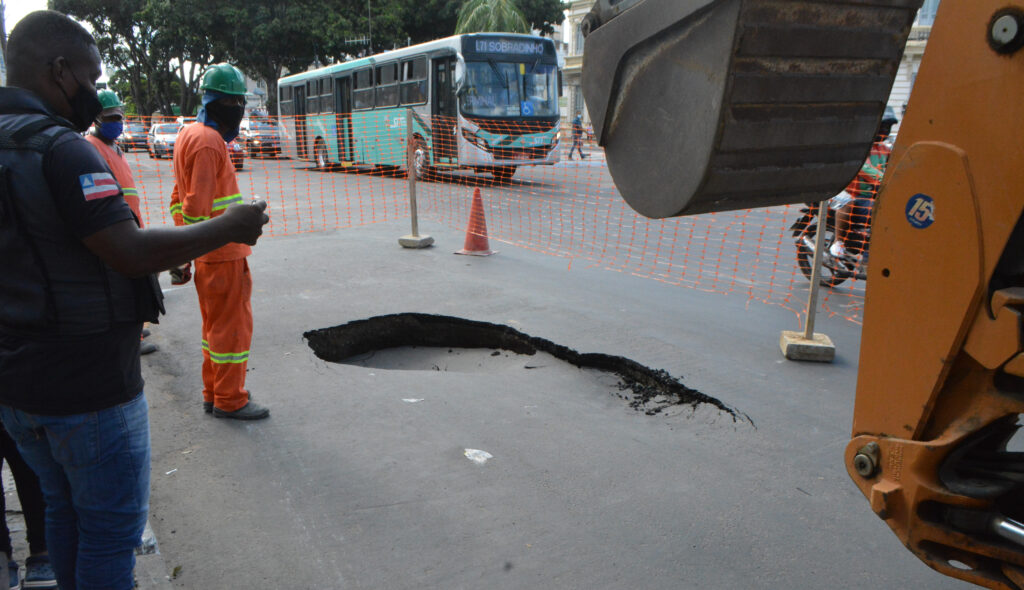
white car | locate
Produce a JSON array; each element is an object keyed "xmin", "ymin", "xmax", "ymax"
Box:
[
  {"xmin": 238, "ymin": 118, "xmax": 282, "ymax": 157},
  {"xmin": 148, "ymin": 123, "xmax": 180, "ymax": 159}
]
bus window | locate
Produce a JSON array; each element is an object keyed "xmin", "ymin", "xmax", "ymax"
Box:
[
  {"xmin": 321, "ymin": 77, "xmax": 334, "ymax": 113},
  {"xmin": 353, "ymin": 68, "xmax": 374, "ymax": 110},
  {"xmin": 400, "ymin": 57, "xmax": 427, "ymax": 105},
  {"xmin": 461, "ymin": 61, "xmax": 559, "ymax": 118},
  {"xmin": 279, "ymin": 85, "xmax": 294, "ymax": 116},
  {"xmin": 376, "ymin": 63, "xmax": 399, "ymax": 108},
  {"xmin": 306, "ymin": 80, "xmax": 319, "ymax": 114}
]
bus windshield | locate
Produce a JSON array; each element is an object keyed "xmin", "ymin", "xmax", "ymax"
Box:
[{"xmin": 461, "ymin": 60, "xmax": 558, "ymax": 119}]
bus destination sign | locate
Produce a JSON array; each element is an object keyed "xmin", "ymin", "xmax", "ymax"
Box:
[{"xmin": 472, "ymin": 39, "xmax": 546, "ymax": 56}]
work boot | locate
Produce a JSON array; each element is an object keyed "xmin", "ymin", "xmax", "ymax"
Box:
[
  {"xmin": 204, "ymin": 391, "xmax": 252, "ymax": 414},
  {"xmin": 213, "ymin": 400, "xmax": 270, "ymax": 421}
]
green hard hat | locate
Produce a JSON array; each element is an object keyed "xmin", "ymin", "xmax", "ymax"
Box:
[
  {"xmin": 200, "ymin": 63, "xmax": 247, "ymax": 96},
  {"xmin": 97, "ymin": 89, "xmax": 124, "ymax": 109}
]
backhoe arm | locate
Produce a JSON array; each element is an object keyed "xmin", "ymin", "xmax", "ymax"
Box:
[{"xmin": 582, "ymin": 1, "xmax": 1024, "ymax": 587}]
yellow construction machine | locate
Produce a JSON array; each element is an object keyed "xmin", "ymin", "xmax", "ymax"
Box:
[{"xmin": 582, "ymin": 1, "xmax": 1024, "ymax": 588}]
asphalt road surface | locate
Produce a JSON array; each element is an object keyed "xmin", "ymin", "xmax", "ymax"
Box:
[
  {"xmin": 120, "ymin": 145, "xmax": 965, "ymax": 589},
  {"xmin": 126, "ymin": 147, "xmax": 867, "ymax": 324}
]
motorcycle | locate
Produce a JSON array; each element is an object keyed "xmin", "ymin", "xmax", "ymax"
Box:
[{"xmin": 790, "ymin": 193, "xmax": 871, "ymax": 288}]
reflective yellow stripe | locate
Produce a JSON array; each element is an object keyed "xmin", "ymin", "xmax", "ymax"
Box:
[
  {"xmin": 212, "ymin": 193, "xmax": 243, "ymax": 211},
  {"xmin": 172, "ymin": 192, "xmax": 242, "ymax": 223},
  {"xmin": 201, "ymin": 340, "xmax": 250, "ymax": 364}
]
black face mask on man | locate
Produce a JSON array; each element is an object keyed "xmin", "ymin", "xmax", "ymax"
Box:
[
  {"xmin": 54, "ymin": 62, "xmax": 102, "ymax": 132},
  {"xmin": 205, "ymin": 102, "xmax": 245, "ymax": 141}
]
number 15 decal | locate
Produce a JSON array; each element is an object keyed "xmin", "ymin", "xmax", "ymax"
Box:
[{"xmin": 906, "ymin": 194, "xmax": 936, "ymax": 229}]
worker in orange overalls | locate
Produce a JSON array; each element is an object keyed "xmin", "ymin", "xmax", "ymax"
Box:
[
  {"xmin": 85, "ymin": 89, "xmax": 158, "ymax": 355},
  {"xmin": 170, "ymin": 63, "xmax": 269, "ymax": 420}
]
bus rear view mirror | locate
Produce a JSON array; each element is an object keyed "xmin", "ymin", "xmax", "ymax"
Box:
[
  {"xmin": 581, "ymin": 0, "xmax": 923, "ymax": 218},
  {"xmin": 454, "ymin": 55, "xmax": 466, "ymax": 93}
]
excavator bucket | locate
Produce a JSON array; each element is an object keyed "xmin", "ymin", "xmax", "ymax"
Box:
[{"xmin": 581, "ymin": 0, "xmax": 924, "ymax": 218}]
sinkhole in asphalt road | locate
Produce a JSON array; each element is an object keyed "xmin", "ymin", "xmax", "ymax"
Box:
[{"xmin": 303, "ymin": 313, "xmax": 746, "ymax": 420}]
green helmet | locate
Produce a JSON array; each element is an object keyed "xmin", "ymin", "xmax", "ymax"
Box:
[
  {"xmin": 200, "ymin": 63, "xmax": 247, "ymax": 96},
  {"xmin": 97, "ymin": 89, "xmax": 124, "ymax": 109}
]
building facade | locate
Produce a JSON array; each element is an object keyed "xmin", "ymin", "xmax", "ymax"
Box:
[
  {"xmin": 888, "ymin": 0, "xmax": 941, "ymax": 130},
  {"xmin": 561, "ymin": 1, "xmax": 592, "ymax": 124}
]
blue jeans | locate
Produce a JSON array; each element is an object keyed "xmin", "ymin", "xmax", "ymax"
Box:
[
  {"xmin": 0, "ymin": 393, "xmax": 150, "ymax": 590},
  {"xmin": 569, "ymin": 136, "xmax": 585, "ymax": 159}
]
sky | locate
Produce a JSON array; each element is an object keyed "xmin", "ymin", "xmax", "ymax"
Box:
[
  {"xmin": 4, "ymin": 1, "xmax": 108, "ymax": 82},
  {"xmin": 4, "ymin": 0, "xmax": 49, "ymax": 30}
]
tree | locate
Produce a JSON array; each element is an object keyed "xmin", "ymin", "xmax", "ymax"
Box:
[
  {"xmin": 107, "ymin": 69, "xmax": 150, "ymax": 116},
  {"xmin": 144, "ymin": 0, "xmax": 225, "ymax": 117},
  {"xmin": 398, "ymin": 0, "xmax": 462, "ymax": 46},
  {"xmin": 335, "ymin": 0, "xmax": 407, "ymax": 55},
  {"xmin": 216, "ymin": 2, "xmax": 313, "ymax": 115},
  {"xmin": 53, "ymin": 0, "xmax": 568, "ymax": 119},
  {"xmin": 456, "ymin": 0, "xmax": 530, "ymax": 34},
  {"xmin": 404, "ymin": 0, "xmax": 565, "ymax": 43},
  {"xmin": 513, "ymin": 0, "xmax": 566, "ymax": 35},
  {"xmin": 214, "ymin": 0, "xmax": 366, "ymax": 115},
  {"xmin": 51, "ymin": 0, "xmax": 189, "ymax": 116}
]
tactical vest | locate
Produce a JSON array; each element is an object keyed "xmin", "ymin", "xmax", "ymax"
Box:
[{"xmin": 0, "ymin": 114, "xmax": 163, "ymax": 337}]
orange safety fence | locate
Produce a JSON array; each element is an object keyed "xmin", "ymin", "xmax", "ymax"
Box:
[{"xmin": 121, "ymin": 114, "xmax": 879, "ymax": 325}]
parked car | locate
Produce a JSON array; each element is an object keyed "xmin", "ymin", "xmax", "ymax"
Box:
[
  {"xmin": 238, "ymin": 118, "xmax": 281, "ymax": 157},
  {"xmin": 148, "ymin": 122, "xmax": 180, "ymax": 159},
  {"xmin": 228, "ymin": 139, "xmax": 245, "ymax": 170},
  {"xmin": 121, "ymin": 122, "xmax": 148, "ymax": 152}
]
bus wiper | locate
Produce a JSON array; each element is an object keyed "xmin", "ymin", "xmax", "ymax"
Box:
[{"xmin": 487, "ymin": 58, "xmax": 508, "ymax": 89}]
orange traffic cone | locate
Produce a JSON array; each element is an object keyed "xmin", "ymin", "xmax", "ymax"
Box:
[{"xmin": 456, "ymin": 188, "xmax": 496, "ymax": 256}]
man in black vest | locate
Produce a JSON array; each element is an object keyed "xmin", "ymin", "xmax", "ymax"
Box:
[{"xmin": 0, "ymin": 11, "xmax": 269, "ymax": 590}]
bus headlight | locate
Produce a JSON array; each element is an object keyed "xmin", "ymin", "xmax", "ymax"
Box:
[{"xmin": 461, "ymin": 129, "xmax": 488, "ymax": 151}]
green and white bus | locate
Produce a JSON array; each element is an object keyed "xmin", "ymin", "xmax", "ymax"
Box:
[{"xmin": 277, "ymin": 33, "xmax": 563, "ymax": 182}]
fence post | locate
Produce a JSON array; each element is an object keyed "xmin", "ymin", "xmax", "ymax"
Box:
[
  {"xmin": 399, "ymin": 108, "xmax": 434, "ymax": 249},
  {"xmin": 780, "ymin": 199, "xmax": 836, "ymax": 362}
]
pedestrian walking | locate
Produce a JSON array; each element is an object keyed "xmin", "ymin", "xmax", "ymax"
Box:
[
  {"xmin": 170, "ymin": 63, "xmax": 270, "ymax": 420},
  {"xmin": 568, "ymin": 111, "xmax": 587, "ymax": 160},
  {"xmin": 0, "ymin": 11, "xmax": 269, "ymax": 590},
  {"xmin": 85, "ymin": 89, "xmax": 157, "ymax": 355}
]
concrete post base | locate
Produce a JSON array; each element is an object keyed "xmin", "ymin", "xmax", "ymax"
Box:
[
  {"xmin": 780, "ymin": 330, "xmax": 836, "ymax": 363},
  {"xmin": 399, "ymin": 234, "xmax": 434, "ymax": 249}
]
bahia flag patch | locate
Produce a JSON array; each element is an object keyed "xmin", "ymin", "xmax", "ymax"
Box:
[{"xmin": 79, "ymin": 172, "xmax": 120, "ymax": 201}]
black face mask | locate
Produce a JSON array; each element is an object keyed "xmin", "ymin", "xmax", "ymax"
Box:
[
  {"xmin": 55, "ymin": 63, "xmax": 102, "ymax": 132},
  {"xmin": 205, "ymin": 102, "xmax": 245, "ymax": 141}
]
